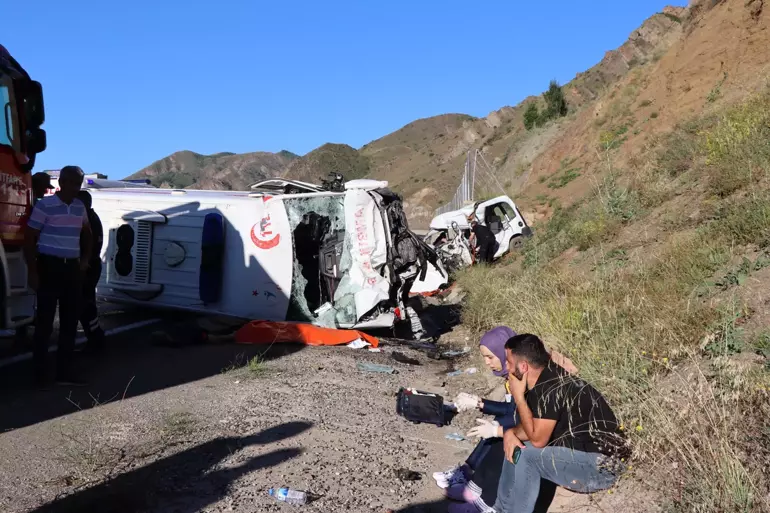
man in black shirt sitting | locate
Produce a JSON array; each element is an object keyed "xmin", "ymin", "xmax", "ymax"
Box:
[{"xmin": 495, "ymin": 334, "xmax": 628, "ymax": 513}]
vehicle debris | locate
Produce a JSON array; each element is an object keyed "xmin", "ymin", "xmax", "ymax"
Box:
[
  {"xmin": 446, "ymin": 367, "xmax": 477, "ymax": 377},
  {"xmin": 392, "ymin": 352, "xmax": 421, "ymax": 366},
  {"xmin": 395, "ymin": 468, "xmax": 422, "ymax": 481},
  {"xmin": 356, "ymin": 362, "xmax": 397, "ymax": 374},
  {"xmin": 235, "ymin": 321, "xmax": 379, "ymax": 347}
]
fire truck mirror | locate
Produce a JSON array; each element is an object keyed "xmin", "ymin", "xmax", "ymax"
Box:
[
  {"xmin": 18, "ymin": 79, "xmax": 45, "ymax": 128},
  {"xmin": 25, "ymin": 127, "xmax": 46, "ymax": 155}
]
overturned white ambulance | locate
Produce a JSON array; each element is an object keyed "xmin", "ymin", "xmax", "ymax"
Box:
[{"xmin": 90, "ymin": 178, "xmax": 445, "ymax": 330}]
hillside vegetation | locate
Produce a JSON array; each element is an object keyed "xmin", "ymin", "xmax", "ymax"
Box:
[{"xmin": 457, "ymin": 1, "xmax": 770, "ymax": 511}]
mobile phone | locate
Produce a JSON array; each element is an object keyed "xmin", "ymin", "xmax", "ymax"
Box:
[{"xmin": 513, "ymin": 446, "xmax": 521, "ymax": 464}]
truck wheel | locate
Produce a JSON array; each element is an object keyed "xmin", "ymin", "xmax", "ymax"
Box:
[{"xmin": 508, "ymin": 236, "xmax": 523, "ymax": 253}]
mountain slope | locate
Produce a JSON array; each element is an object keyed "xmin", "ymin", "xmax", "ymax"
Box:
[
  {"xmin": 282, "ymin": 143, "xmax": 371, "ymax": 183},
  {"xmin": 127, "ymin": 150, "xmax": 297, "ymax": 190}
]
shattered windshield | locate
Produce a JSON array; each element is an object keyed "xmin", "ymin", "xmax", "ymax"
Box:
[{"xmin": 283, "ymin": 196, "xmax": 357, "ymax": 326}]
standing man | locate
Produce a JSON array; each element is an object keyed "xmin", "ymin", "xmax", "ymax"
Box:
[
  {"xmin": 77, "ymin": 190, "xmax": 105, "ymax": 353},
  {"xmin": 31, "ymin": 172, "xmax": 54, "ymax": 205},
  {"xmin": 495, "ymin": 334, "xmax": 628, "ymax": 513},
  {"xmin": 468, "ymin": 215, "xmax": 496, "ymax": 264},
  {"xmin": 24, "ymin": 166, "xmax": 92, "ymax": 386}
]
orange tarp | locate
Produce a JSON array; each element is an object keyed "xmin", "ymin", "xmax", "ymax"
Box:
[{"xmin": 235, "ymin": 320, "xmax": 379, "ymax": 348}]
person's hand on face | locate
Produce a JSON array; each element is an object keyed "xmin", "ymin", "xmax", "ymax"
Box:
[{"xmin": 506, "ymin": 351, "xmax": 528, "ymax": 399}]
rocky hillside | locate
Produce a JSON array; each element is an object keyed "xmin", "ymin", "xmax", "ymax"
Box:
[{"xmin": 127, "ymin": 150, "xmax": 298, "ymax": 190}]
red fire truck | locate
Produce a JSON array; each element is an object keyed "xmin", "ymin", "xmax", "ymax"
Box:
[{"xmin": 0, "ymin": 44, "xmax": 47, "ymax": 330}]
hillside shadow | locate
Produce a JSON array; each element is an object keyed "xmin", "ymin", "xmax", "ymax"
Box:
[
  {"xmin": 0, "ymin": 199, "xmax": 306, "ymax": 431},
  {"xmin": 30, "ymin": 420, "xmax": 312, "ymax": 513}
]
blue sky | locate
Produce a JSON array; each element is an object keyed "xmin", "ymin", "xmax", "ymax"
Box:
[{"xmin": 4, "ymin": 0, "xmax": 680, "ymax": 178}]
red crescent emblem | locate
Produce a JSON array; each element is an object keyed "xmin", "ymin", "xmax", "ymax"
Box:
[{"xmin": 251, "ymin": 223, "xmax": 280, "ymax": 250}]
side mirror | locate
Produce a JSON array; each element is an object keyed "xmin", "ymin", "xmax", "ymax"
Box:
[
  {"xmin": 14, "ymin": 79, "xmax": 45, "ymax": 128},
  {"xmin": 25, "ymin": 127, "xmax": 46, "ymax": 154}
]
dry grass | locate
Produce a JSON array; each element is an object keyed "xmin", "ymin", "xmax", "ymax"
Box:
[{"xmin": 458, "ymin": 89, "xmax": 770, "ymax": 511}]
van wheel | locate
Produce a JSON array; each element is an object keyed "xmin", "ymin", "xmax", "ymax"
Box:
[{"xmin": 508, "ymin": 236, "xmax": 523, "ymax": 253}]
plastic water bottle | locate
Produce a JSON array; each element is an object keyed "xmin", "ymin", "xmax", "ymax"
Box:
[{"xmin": 268, "ymin": 487, "xmax": 308, "ymax": 505}]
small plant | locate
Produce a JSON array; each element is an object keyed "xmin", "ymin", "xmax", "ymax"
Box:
[
  {"xmin": 547, "ymin": 167, "xmax": 581, "ymax": 189},
  {"xmin": 599, "ymin": 124, "xmax": 630, "ymax": 151},
  {"xmin": 223, "ymin": 352, "xmax": 268, "ymax": 378},
  {"xmin": 662, "ymin": 12, "xmax": 682, "ymax": 23},
  {"xmin": 703, "ymin": 306, "xmax": 746, "ymax": 357},
  {"xmin": 161, "ymin": 411, "xmax": 197, "ymax": 441},
  {"xmin": 752, "ymin": 331, "xmax": 770, "ymax": 360},
  {"xmin": 706, "ymin": 72, "xmax": 728, "ymax": 104}
]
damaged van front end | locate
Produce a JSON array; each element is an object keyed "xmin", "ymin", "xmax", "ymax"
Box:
[{"xmin": 280, "ymin": 179, "xmax": 444, "ymax": 331}]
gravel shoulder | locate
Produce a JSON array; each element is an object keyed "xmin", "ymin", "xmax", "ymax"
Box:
[{"xmin": 0, "ymin": 307, "xmax": 653, "ymax": 513}]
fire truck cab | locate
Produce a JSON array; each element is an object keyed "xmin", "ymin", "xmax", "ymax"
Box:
[{"xmin": 0, "ymin": 44, "xmax": 47, "ymax": 330}]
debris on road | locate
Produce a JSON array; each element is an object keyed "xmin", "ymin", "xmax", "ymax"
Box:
[
  {"xmin": 356, "ymin": 362, "xmax": 397, "ymax": 374},
  {"xmin": 347, "ymin": 338, "xmax": 371, "ymax": 349},
  {"xmin": 236, "ymin": 320, "xmax": 379, "ymax": 347},
  {"xmin": 446, "ymin": 367, "xmax": 477, "ymax": 377},
  {"xmin": 445, "ymin": 432, "xmax": 466, "ymax": 441},
  {"xmin": 392, "ymin": 352, "xmax": 421, "ymax": 366},
  {"xmin": 440, "ymin": 347, "xmax": 471, "ymax": 359},
  {"xmin": 396, "ymin": 388, "xmax": 445, "ymax": 426},
  {"xmin": 395, "ymin": 468, "xmax": 422, "ymax": 481},
  {"xmin": 268, "ymin": 487, "xmax": 320, "ymax": 505}
]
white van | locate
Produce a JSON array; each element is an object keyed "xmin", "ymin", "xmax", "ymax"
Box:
[
  {"xmin": 426, "ymin": 195, "xmax": 531, "ymax": 261},
  {"xmin": 90, "ymin": 179, "xmax": 444, "ymax": 330}
]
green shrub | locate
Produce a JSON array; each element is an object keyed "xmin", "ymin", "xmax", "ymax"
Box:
[{"xmin": 523, "ymin": 103, "xmax": 540, "ymax": 130}]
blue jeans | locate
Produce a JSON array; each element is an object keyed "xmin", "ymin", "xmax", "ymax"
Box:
[{"xmin": 494, "ymin": 443, "xmax": 622, "ymax": 513}]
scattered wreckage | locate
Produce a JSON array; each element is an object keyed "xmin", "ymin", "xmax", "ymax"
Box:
[
  {"xmin": 90, "ymin": 174, "xmax": 447, "ymax": 335},
  {"xmin": 424, "ymin": 195, "xmax": 531, "ymax": 272}
]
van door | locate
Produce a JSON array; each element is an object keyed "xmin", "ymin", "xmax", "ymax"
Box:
[{"xmin": 483, "ymin": 202, "xmax": 511, "ymax": 258}]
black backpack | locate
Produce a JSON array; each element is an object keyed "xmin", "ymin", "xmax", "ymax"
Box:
[{"xmin": 396, "ymin": 387, "xmax": 445, "ymax": 427}]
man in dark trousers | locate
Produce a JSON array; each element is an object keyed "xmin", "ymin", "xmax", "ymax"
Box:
[
  {"xmin": 24, "ymin": 165, "xmax": 93, "ymax": 386},
  {"xmin": 495, "ymin": 334, "xmax": 628, "ymax": 513},
  {"xmin": 77, "ymin": 190, "xmax": 105, "ymax": 353},
  {"xmin": 468, "ymin": 216, "xmax": 497, "ymax": 264}
]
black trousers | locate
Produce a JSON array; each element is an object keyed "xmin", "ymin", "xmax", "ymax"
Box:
[
  {"xmin": 34, "ymin": 255, "xmax": 82, "ymax": 380},
  {"xmin": 478, "ymin": 239, "xmax": 496, "ymax": 263},
  {"xmin": 80, "ymin": 260, "xmax": 104, "ymax": 347}
]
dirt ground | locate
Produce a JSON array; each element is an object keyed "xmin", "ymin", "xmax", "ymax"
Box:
[{"xmin": 0, "ymin": 302, "xmax": 657, "ymax": 513}]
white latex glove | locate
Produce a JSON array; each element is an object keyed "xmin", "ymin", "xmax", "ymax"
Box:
[
  {"xmin": 467, "ymin": 418, "xmax": 500, "ymax": 439},
  {"xmin": 454, "ymin": 393, "xmax": 481, "ymax": 412}
]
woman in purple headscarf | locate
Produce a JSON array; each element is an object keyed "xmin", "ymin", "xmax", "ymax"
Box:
[{"xmin": 433, "ymin": 327, "xmax": 577, "ymax": 513}]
